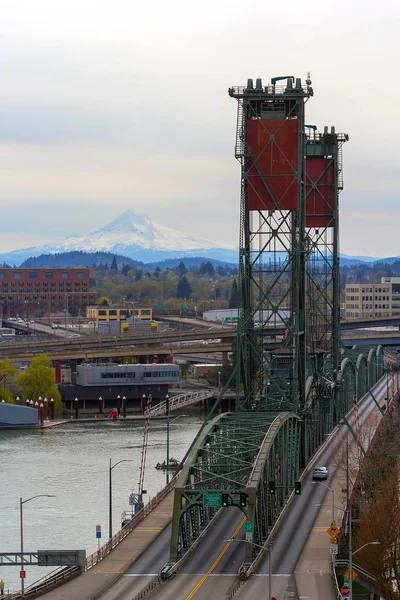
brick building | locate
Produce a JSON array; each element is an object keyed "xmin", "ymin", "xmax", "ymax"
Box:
[{"xmin": 0, "ymin": 268, "xmax": 97, "ymax": 318}]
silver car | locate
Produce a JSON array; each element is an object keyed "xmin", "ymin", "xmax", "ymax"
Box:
[{"xmin": 312, "ymin": 466, "xmax": 329, "ymax": 480}]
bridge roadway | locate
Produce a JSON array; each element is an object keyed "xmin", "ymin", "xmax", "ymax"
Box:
[
  {"xmin": 43, "ymin": 377, "xmax": 385, "ymax": 600},
  {"xmin": 2, "ymin": 321, "xmax": 400, "ymax": 362}
]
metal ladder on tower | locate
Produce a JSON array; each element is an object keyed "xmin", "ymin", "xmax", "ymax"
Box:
[{"xmin": 235, "ymin": 100, "xmax": 245, "ymax": 161}]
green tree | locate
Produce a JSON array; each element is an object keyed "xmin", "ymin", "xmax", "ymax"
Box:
[
  {"xmin": 200, "ymin": 262, "xmax": 215, "ymax": 277},
  {"xmin": 229, "ymin": 278, "xmax": 240, "ymax": 308},
  {"xmin": 0, "ymin": 388, "xmax": 14, "ymax": 403},
  {"xmin": 17, "ymin": 355, "xmax": 63, "ymax": 412},
  {"xmin": 177, "ymin": 276, "xmax": 192, "ymax": 299},
  {"xmin": 178, "ymin": 260, "xmax": 187, "ymax": 275},
  {"xmin": 0, "ymin": 357, "xmax": 18, "ymax": 390},
  {"xmin": 121, "ymin": 264, "xmax": 131, "ymax": 276},
  {"xmin": 110, "ymin": 256, "xmax": 118, "ymax": 271}
]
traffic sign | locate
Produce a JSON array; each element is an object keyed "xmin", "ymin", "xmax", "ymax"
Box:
[
  {"xmin": 203, "ymin": 493, "xmax": 222, "ymax": 507},
  {"xmin": 244, "ymin": 522, "xmax": 253, "ymax": 533},
  {"xmin": 96, "ymin": 524, "xmax": 101, "ymax": 539},
  {"xmin": 329, "ymin": 544, "xmax": 338, "ymax": 555},
  {"xmin": 340, "ymin": 584, "xmax": 350, "ymax": 597},
  {"xmin": 326, "ymin": 524, "xmax": 340, "ymax": 538},
  {"xmin": 344, "ymin": 568, "xmax": 358, "ymax": 582},
  {"xmin": 20, "ymin": 571, "xmax": 26, "ymax": 579},
  {"xmin": 329, "ymin": 537, "xmax": 338, "ymax": 545},
  {"xmin": 245, "ymin": 532, "xmax": 252, "ymax": 542}
]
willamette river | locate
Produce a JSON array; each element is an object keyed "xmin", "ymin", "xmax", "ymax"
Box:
[{"xmin": 0, "ymin": 416, "xmax": 203, "ymax": 594}]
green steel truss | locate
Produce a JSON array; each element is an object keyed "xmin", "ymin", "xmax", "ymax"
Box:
[
  {"xmin": 168, "ymin": 348, "xmax": 384, "ymax": 566},
  {"xmin": 166, "ymin": 75, "xmax": 385, "ymax": 569}
]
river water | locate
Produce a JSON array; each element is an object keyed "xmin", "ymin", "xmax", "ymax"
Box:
[{"xmin": 0, "ymin": 416, "xmax": 203, "ymax": 593}]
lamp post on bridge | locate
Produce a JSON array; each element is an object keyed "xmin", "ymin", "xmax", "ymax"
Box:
[
  {"xmin": 20, "ymin": 494, "xmax": 55, "ymax": 597},
  {"xmin": 225, "ymin": 538, "xmax": 275, "ymax": 600},
  {"xmin": 311, "ymin": 481, "xmax": 335, "ymax": 523},
  {"xmin": 315, "ymin": 502, "xmax": 370, "ymax": 599},
  {"xmin": 165, "ymin": 394, "xmax": 170, "ymax": 485},
  {"xmin": 109, "ymin": 459, "xmax": 134, "ymax": 539}
]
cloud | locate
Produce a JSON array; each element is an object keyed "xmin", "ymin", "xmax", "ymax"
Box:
[{"xmin": 0, "ymin": 0, "xmax": 399, "ymax": 255}]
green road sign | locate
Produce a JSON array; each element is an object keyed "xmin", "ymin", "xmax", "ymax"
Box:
[
  {"xmin": 244, "ymin": 522, "xmax": 253, "ymax": 533},
  {"xmin": 153, "ymin": 306, "xmax": 167, "ymax": 310},
  {"xmin": 180, "ymin": 305, "xmax": 188, "ymax": 311},
  {"xmin": 203, "ymin": 493, "xmax": 222, "ymax": 507}
]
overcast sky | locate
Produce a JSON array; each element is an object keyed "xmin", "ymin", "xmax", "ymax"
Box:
[{"xmin": 0, "ymin": 0, "xmax": 399, "ymax": 256}]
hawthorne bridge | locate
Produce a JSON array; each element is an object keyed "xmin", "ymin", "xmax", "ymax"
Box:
[{"xmin": 11, "ymin": 75, "xmax": 395, "ymax": 600}]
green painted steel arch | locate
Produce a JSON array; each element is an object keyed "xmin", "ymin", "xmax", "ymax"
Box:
[
  {"xmin": 367, "ymin": 348, "xmax": 377, "ymax": 389},
  {"xmin": 338, "ymin": 357, "xmax": 356, "ymax": 420},
  {"xmin": 376, "ymin": 345, "xmax": 384, "ymax": 380},
  {"xmin": 243, "ymin": 411, "xmax": 301, "ymax": 565},
  {"xmin": 356, "ymin": 353, "xmax": 368, "ymax": 400}
]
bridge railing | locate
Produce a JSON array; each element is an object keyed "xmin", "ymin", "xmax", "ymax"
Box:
[
  {"xmin": 150, "ymin": 390, "xmax": 215, "ymax": 417},
  {"xmin": 7, "ymin": 477, "xmax": 178, "ymax": 599},
  {"xmin": 86, "ymin": 475, "xmax": 178, "ymax": 569}
]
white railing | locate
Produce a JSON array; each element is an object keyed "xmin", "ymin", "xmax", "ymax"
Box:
[{"xmin": 150, "ymin": 390, "xmax": 216, "ymax": 417}]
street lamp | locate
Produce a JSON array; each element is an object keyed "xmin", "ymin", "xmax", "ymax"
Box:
[
  {"xmin": 225, "ymin": 538, "xmax": 275, "ymax": 599},
  {"xmin": 311, "ymin": 481, "xmax": 336, "ymax": 523},
  {"xmin": 164, "ymin": 414, "xmax": 187, "ymax": 485},
  {"xmin": 109, "ymin": 459, "xmax": 134, "ymax": 539},
  {"xmin": 20, "ymin": 495, "xmax": 55, "ymax": 597},
  {"xmin": 165, "ymin": 395, "xmax": 170, "ymax": 485},
  {"xmin": 353, "ymin": 540, "xmax": 381, "ymax": 556}
]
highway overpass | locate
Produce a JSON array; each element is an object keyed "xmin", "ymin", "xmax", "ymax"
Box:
[{"xmin": 1, "ymin": 323, "xmax": 400, "ymax": 361}]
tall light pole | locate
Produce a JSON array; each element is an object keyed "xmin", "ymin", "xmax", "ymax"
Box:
[
  {"xmin": 226, "ymin": 538, "xmax": 275, "ymax": 599},
  {"xmin": 109, "ymin": 459, "xmax": 134, "ymax": 539},
  {"xmin": 349, "ymin": 539, "xmax": 380, "ymax": 597},
  {"xmin": 164, "ymin": 414, "xmax": 187, "ymax": 485},
  {"xmin": 165, "ymin": 395, "xmax": 170, "ymax": 485},
  {"xmin": 311, "ymin": 481, "xmax": 335, "ymax": 522},
  {"xmin": 20, "ymin": 494, "xmax": 55, "ymax": 597}
]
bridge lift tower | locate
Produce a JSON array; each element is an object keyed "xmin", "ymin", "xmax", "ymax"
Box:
[
  {"xmin": 167, "ymin": 76, "xmax": 360, "ymax": 572},
  {"xmin": 229, "ymin": 75, "xmax": 348, "ymax": 452}
]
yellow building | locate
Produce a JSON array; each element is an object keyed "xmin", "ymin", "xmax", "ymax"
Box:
[{"xmin": 86, "ymin": 306, "xmax": 153, "ymax": 321}]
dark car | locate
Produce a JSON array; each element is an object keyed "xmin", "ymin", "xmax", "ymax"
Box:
[{"xmin": 312, "ymin": 466, "xmax": 329, "ymax": 480}]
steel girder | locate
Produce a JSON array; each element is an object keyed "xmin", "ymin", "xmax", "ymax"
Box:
[
  {"xmin": 169, "ymin": 412, "xmax": 281, "ymax": 562},
  {"xmin": 241, "ymin": 411, "xmax": 301, "ymax": 567},
  {"xmin": 231, "ymin": 80, "xmax": 310, "ymax": 413}
]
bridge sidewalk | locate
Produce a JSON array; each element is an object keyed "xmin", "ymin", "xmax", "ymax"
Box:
[
  {"xmin": 39, "ymin": 490, "xmax": 175, "ymax": 600},
  {"xmin": 294, "ymin": 402, "xmax": 383, "ymax": 600}
]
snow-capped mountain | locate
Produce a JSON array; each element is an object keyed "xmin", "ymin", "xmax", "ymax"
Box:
[{"xmin": 0, "ymin": 210, "xmax": 238, "ymax": 265}]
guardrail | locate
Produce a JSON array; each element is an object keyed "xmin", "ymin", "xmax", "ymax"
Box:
[
  {"xmin": 86, "ymin": 476, "xmax": 178, "ymax": 569},
  {"xmin": 7, "ymin": 477, "xmax": 178, "ymax": 599},
  {"xmin": 132, "ymin": 576, "xmax": 162, "ymax": 600},
  {"xmin": 6, "ymin": 565, "xmax": 81, "ymax": 599},
  {"xmin": 150, "ymin": 390, "xmax": 216, "ymax": 417}
]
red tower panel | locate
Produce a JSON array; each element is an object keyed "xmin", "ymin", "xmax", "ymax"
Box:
[
  {"xmin": 246, "ymin": 118, "xmax": 299, "ymax": 211},
  {"xmin": 305, "ymin": 157, "xmax": 335, "ymax": 227}
]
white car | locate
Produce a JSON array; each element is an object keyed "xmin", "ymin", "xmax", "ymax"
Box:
[{"xmin": 312, "ymin": 466, "xmax": 329, "ymax": 481}]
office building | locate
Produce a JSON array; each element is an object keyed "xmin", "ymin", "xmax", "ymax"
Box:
[{"xmin": 344, "ymin": 278, "xmax": 400, "ymax": 318}]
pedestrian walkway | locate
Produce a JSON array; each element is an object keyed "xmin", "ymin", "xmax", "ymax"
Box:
[
  {"xmin": 294, "ymin": 398, "xmax": 383, "ymax": 600},
  {"xmin": 38, "ymin": 490, "xmax": 175, "ymax": 600}
]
